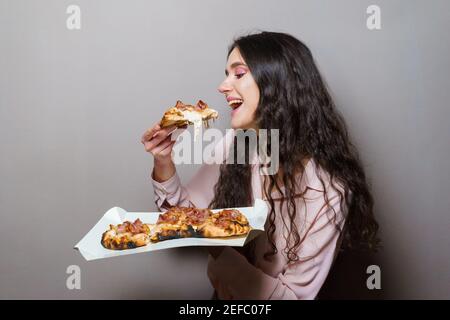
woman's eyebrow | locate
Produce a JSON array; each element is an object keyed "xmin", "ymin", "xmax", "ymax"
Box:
[{"xmin": 225, "ymin": 62, "xmax": 248, "ymax": 75}]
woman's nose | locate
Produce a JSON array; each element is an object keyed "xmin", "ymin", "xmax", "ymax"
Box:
[{"xmin": 217, "ymin": 79, "xmax": 232, "ymax": 94}]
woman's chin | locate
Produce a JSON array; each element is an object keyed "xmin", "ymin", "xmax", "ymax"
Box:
[
  {"xmin": 231, "ymin": 122, "xmax": 246, "ymax": 130},
  {"xmin": 231, "ymin": 119, "xmax": 256, "ymax": 130},
  {"xmin": 230, "ymin": 119, "xmax": 241, "ymax": 129}
]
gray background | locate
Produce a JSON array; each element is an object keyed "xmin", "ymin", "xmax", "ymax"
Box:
[{"xmin": 0, "ymin": 0, "xmax": 449, "ymax": 299}]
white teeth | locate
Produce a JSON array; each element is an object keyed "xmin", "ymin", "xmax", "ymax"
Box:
[{"xmin": 227, "ymin": 99, "xmax": 243, "ymax": 107}]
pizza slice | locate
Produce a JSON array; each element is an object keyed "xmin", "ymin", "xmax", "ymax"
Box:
[
  {"xmin": 101, "ymin": 218, "xmax": 152, "ymax": 250},
  {"xmin": 160, "ymin": 100, "xmax": 218, "ymax": 138},
  {"xmin": 197, "ymin": 209, "xmax": 251, "ymax": 238},
  {"xmin": 149, "ymin": 207, "xmax": 211, "ymax": 242}
]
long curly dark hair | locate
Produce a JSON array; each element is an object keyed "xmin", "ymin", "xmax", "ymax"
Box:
[{"xmin": 209, "ymin": 31, "xmax": 380, "ymax": 264}]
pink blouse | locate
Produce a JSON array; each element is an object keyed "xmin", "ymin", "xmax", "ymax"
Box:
[{"xmin": 150, "ymin": 129, "xmax": 348, "ymax": 300}]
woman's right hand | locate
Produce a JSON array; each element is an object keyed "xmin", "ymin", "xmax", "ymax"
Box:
[
  {"xmin": 141, "ymin": 122, "xmax": 187, "ymax": 182},
  {"xmin": 141, "ymin": 122, "xmax": 177, "ymax": 163}
]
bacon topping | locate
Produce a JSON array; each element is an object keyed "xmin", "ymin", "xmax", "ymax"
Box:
[
  {"xmin": 157, "ymin": 211, "xmax": 180, "ymax": 225},
  {"xmin": 185, "ymin": 208, "xmax": 210, "ymax": 225},
  {"xmin": 116, "ymin": 219, "xmax": 147, "ymax": 234},
  {"xmin": 218, "ymin": 209, "xmax": 241, "ymax": 220},
  {"xmin": 174, "ymin": 100, "xmax": 185, "ymax": 109},
  {"xmin": 196, "ymin": 100, "xmax": 208, "ymax": 110},
  {"xmin": 214, "ymin": 216, "xmax": 231, "ymax": 229},
  {"xmin": 213, "ymin": 209, "xmax": 245, "ymax": 228},
  {"xmin": 174, "ymin": 100, "xmax": 209, "ymax": 112}
]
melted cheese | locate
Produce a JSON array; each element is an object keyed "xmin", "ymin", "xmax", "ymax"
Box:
[{"xmin": 181, "ymin": 110, "xmax": 202, "ymax": 141}]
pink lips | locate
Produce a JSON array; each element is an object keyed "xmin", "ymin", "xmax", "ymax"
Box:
[{"xmin": 226, "ymin": 96, "xmax": 242, "ymax": 102}]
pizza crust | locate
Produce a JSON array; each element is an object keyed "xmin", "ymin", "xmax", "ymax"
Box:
[
  {"xmin": 197, "ymin": 223, "xmax": 251, "ymax": 238},
  {"xmin": 101, "ymin": 228, "xmax": 151, "ymax": 250}
]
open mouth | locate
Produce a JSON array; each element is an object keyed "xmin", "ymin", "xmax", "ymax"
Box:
[{"xmin": 228, "ymin": 99, "xmax": 243, "ymax": 110}]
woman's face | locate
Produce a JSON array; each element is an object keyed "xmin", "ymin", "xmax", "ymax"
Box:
[{"xmin": 218, "ymin": 47, "xmax": 260, "ymax": 130}]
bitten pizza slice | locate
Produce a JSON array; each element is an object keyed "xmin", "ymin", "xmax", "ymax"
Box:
[{"xmin": 160, "ymin": 100, "xmax": 218, "ymax": 138}]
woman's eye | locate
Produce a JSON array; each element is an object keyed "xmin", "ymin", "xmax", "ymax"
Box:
[{"xmin": 235, "ymin": 73, "xmax": 245, "ymax": 79}]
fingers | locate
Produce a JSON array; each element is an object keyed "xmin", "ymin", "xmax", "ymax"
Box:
[
  {"xmin": 158, "ymin": 140, "xmax": 176, "ymax": 157},
  {"xmin": 141, "ymin": 125, "xmax": 177, "ymax": 147},
  {"xmin": 143, "ymin": 132, "xmax": 167, "ymax": 151},
  {"xmin": 141, "ymin": 123, "xmax": 161, "ymax": 143},
  {"xmin": 151, "ymin": 136, "xmax": 176, "ymax": 156},
  {"xmin": 141, "ymin": 122, "xmax": 175, "ymax": 141}
]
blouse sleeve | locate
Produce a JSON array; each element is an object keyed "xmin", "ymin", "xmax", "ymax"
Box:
[
  {"xmin": 207, "ymin": 187, "xmax": 347, "ymax": 300},
  {"xmin": 150, "ymin": 162, "xmax": 221, "ymax": 210}
]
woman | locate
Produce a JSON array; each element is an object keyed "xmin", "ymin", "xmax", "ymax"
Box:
[{"xmin": 141, "ymin": 31, "xmax": 379, "ymax": 299}]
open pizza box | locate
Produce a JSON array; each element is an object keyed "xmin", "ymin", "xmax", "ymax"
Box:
[{"xmin": 74, "ymin": 199, "xmax": 269, "ymax": 261}]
